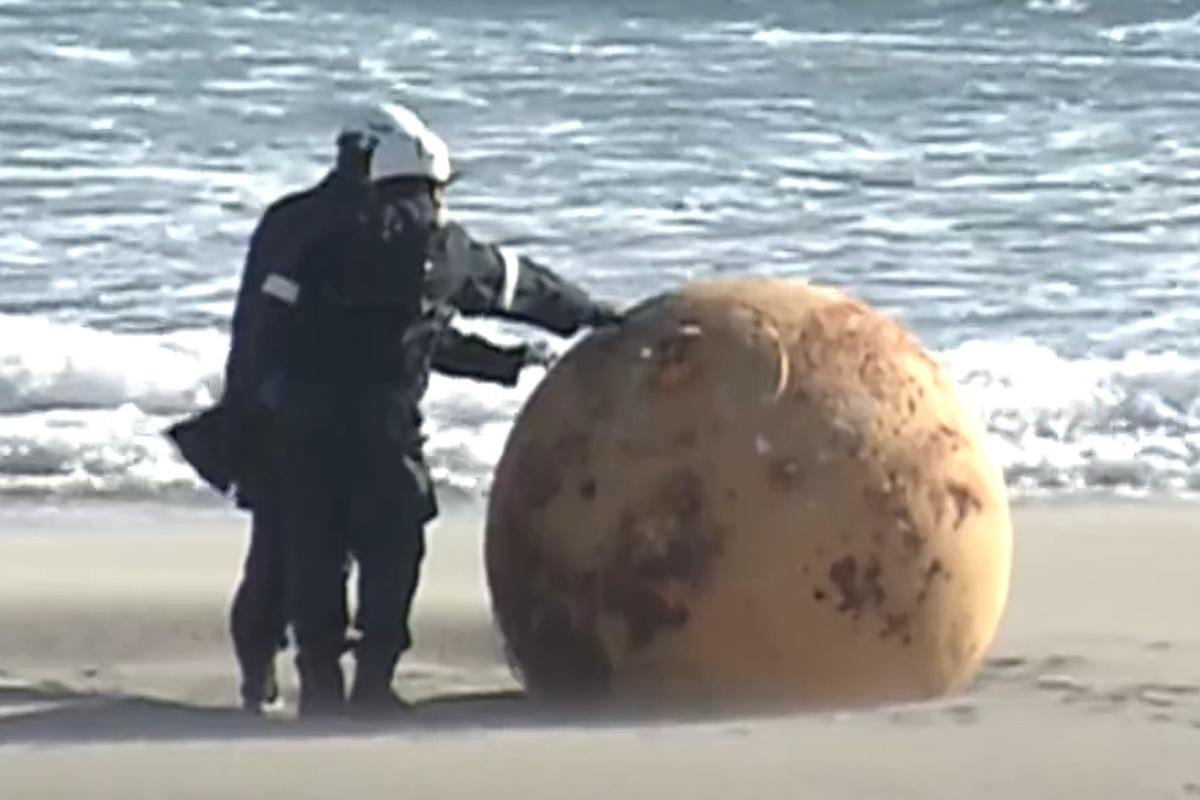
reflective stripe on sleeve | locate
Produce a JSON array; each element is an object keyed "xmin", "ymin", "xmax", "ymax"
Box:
[
  {"xmin": 261, "ymin": 273, "xmax": 300, "ymax": 305},
  {"xmin": 498, "ymin": 247, "xmax": 520, "ymax": 311}
]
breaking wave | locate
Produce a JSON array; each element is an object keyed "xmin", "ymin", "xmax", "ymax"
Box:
[{"xmin": 1, "ymin": 315, "xmax": 1196, "ymax": 501}]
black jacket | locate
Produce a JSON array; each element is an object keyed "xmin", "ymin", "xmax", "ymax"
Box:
[
  {"xmin": 225, "ymin": 172, "xmax": 610, "ymax": 405},
  {"xmin": 211, "ymin": 171, "xmax": 614, "ymax": 511}
]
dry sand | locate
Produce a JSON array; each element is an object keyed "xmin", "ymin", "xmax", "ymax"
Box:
[{"xmin": 0, "ymin": 499, "xmax": 1197, "ymax": 799}]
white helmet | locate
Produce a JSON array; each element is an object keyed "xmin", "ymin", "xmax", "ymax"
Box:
[{"xmin": 338, "ymin": 103, "xmax": 454, "ymax": 184}]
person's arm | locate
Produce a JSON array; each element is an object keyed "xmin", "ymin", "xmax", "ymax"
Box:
[
  {"xmin": 426, "ymin": 222, "xmax": 621, "ymax": 336},
  {"xmin": 222, "ymin": 214, "xmax": 274, "ymax": 405},
  {"xmin": 430, "ymin": 327, "xmax": 550, "ymax": 387}
]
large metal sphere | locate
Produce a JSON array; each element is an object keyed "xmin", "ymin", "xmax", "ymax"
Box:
[{"xmin": 485, "ymin": 277, "xmax": 1013, "ymax": 713}]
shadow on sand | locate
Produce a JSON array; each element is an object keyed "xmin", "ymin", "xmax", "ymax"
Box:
[
  {"xmin": 5, "ymin": 658, "xmax": 1043, "ymax": 744},
  {"xmin": 0, "ymin": 679, "xmax": 717, "ymax": 745}
]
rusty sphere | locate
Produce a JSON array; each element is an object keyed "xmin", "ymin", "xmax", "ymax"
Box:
[{"xmin": 485, "ymin": 277, "xmax": 1013, "ymax": 713}]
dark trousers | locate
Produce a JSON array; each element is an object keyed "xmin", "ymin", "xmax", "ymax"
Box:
[
  {"xmin": 229, "ymin": 505, "xmax": 288, "ymax": 704},
  {"xmin": 278, "ymin": 407, "xmax": 428, "ymax": 697}
]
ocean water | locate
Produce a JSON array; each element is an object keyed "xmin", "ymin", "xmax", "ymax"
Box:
[{"xmin": 2, "ymin": 0, "xmax": 1199, "ymax": 502}]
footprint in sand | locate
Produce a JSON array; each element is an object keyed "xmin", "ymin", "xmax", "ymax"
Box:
[
  {"xmin": 1133, "ymin": 683, "xmax": 1200, "ymax": 712},
  {"xmin": 1140, "ymin": 689, "xmax": 1180, "ymax": 709},
  {"xmin": 1042, "ymin": 653, "xmax": 1088, "ymax": 671},
  {"xmin": 972, "ymin": 656, "xmax": 1030, "ymax": 691},
  {"xmin": 986, "ymin": 656, "xmax": 1027, "ymax": 671},
  {"xmin": 943, "ymin": 702, "xmax": 979, "ymax": 724},
  {"xmin": 1035, "ymin": 674, "xmax": 1088, "ymax": 694}
]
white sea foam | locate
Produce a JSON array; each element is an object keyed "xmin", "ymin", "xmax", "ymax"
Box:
[
  {"xmin": 0, "ymin": 314, "xmax": 225, "ymax": 415},
  {"xmin": 0, "ymin": 316, "xmax": 1197, "ymax": 499},
  {"xmin": 941, "ymin": 339, "xmax": 1200, "ymax": 495},
  {"xmin": 1102, "ymin": 12, "xmax": 1200, "ymax": 45}
]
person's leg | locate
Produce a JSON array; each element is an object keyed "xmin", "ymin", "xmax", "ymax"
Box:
[
  {"xmin": 344, "ymin": 390, "xmax": 437, "ymax": 716},
  {"xmin": 348, "ymin": 512, "xmax": 425, "ymax": 713},
  {"xmin": 229, "ymin": 508, "xmax": 288, "ymax": 711},
  {"xmin": 284, "ymin": 430, "xmax": 352, "ymax": 718}
]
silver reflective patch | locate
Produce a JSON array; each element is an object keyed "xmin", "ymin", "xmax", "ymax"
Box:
[
  {"xmin": 261, "ymin": 273, "xmax": 300, "ymax": 305},
  {"xmin": 498, "ymin": 247, "xmax": 520, "ymax": 310}
]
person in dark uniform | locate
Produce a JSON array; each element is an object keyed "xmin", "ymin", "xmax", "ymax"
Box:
[
  {"xmin": 170, "ymin": 303, "xmax": 555, "ymax": 714},
  {"xmin": 221, "ymin": 102, "xmax": 620, "ymax": 718}
]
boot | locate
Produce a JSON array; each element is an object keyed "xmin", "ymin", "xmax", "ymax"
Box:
[
  {"xmin": 238, "ymin": 658, "xmax": 282, "ymax": 715},
  {"xmin": 296, "ymin": 652, "xmax": 346, "ymax": 719},
  {"xmin": 347, "ymin": 650, "xmax": 408, "ymax": 718}
]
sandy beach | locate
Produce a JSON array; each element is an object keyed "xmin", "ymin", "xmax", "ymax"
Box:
[{"xmin": 0, "ymin": 499, "xmax": 1197, "ymax": 799}]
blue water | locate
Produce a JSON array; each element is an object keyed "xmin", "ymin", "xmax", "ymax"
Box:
[{"xmin": 2, "ymin": 0, "xmax": 1199, "ymax": 500}]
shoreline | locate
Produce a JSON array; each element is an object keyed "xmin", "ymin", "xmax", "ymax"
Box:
[{"xmin": 0, "ymin": 487, "xmax": 1197, "ymax": 533}]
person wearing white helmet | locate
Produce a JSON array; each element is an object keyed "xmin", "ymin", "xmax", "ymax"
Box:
[
  {"xmin": 217, "ymin": 101, "xmax": 620, "ymax": 718},
  {"xmin": 340, "ymin": 102, "xmax": 455, "ymax": 183}
]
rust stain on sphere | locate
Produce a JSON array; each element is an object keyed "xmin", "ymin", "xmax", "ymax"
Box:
[{"xmin": 485, "ymin": 277, "xmax": 1013, "ymax": 713}]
